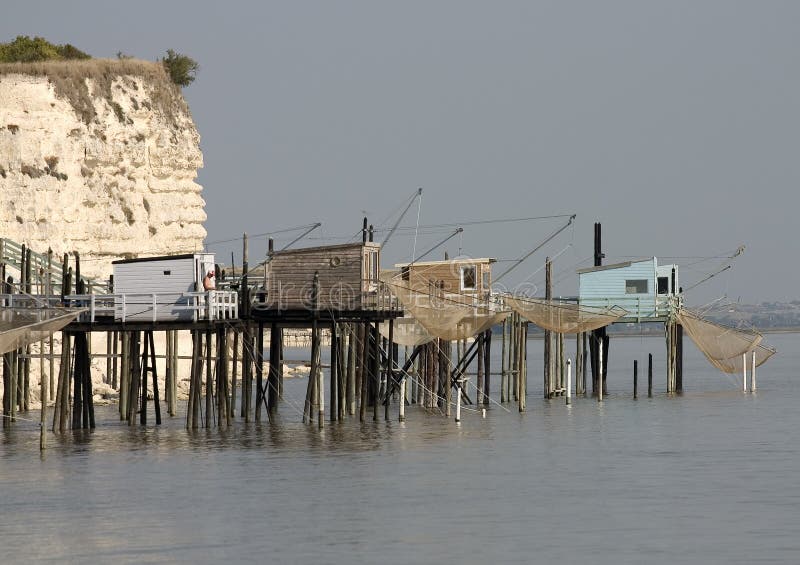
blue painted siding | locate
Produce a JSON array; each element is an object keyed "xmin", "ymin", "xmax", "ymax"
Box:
[{"xmin": 579, "ymin": 258, "xmax": 663, "ymax": 319}]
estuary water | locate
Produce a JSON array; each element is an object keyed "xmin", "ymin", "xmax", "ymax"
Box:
[{"xmin": 1, "ymin": 332, "xmax": 799, "ymax": 564}]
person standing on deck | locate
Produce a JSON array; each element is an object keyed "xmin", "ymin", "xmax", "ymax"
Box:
[{"xmin": 203, "ymin": 270, "xmax": 215, "ymax": 291}]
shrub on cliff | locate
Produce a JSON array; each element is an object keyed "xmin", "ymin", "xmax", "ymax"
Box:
[
  {"xmin": 0, "ymin": 35, "xmax": 90, "ymax": 62},
  {"xmin": 162, "ymin": 49, "xmax": 198, "ymax": 88}
]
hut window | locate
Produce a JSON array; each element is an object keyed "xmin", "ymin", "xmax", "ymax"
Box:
[
  {"xmin": 482, "ymin": 270, "xmax": 490, "ymax": 291},
  {"xmin": 657, "ymin": 276, "xmax": 669, "ymax": 295},
  {"xmin": 460, "ymin": 265, "xmax": 477, "ymax": 291},
  {"xmin": 625, "ymin": 279, "xmax": 648, "ymax": 294},
  {"xmin": 401, "ymin": 266, "xmax": 410, "ymax": 281}
]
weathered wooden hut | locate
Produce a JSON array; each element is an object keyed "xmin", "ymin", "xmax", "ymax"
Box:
[
  {"xmin": 394, "ymin": 257, "xmax": 495, "ymax": 296},
  {"xmin": 112, "ymin": 253, "xmax": 217, "ymax": 321},
  {"xmin": 266, "ymin": 242, "xmax": 382, "ymax": 310},
  {"xmin": 578, "ymin": 257, "xmax": 680, "ymax": 321}
]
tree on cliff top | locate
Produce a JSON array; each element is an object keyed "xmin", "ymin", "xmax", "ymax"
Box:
[
  {"xmin": 162, "ymin": 49, "xmax": 198, "ymax": 88},
  {"xmin": 0, "ymin": 35, "xmax": 90, "ymax": 62}
]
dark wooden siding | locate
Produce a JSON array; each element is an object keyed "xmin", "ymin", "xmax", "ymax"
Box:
[{"xmin": 267, "ymin": 243, "xmax": 379, "ymax": 309}]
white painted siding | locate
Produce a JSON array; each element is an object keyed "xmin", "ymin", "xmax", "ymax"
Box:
[{"xmin": 113, "ymin": 255, "xmax": 205, "ymax": 321}]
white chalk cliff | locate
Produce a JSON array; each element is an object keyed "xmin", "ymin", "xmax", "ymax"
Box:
[{"xmin": 0, "ymin": 60, "xmax": 206, "ymax": 281}]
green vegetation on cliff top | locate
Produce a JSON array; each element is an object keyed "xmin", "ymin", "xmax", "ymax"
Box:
[
  {"xmin": 0, "ymin": 36, "xmax": 197, "ymax": 88},
  {"xmin": 0, "ymin": 36, "xmax": 198, "ymax": 125}
]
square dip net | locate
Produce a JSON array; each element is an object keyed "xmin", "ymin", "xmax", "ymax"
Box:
[
  {"xmin": 676, "ymin": 308, "xmax": 775, "ymax": 373},
  {"xmin": 384, "ymin": 281, "xmax": 510, "ymax": 343},
  {"xmin": 502, "ymin": 295, "xmax": 628, "ymax": 334}
]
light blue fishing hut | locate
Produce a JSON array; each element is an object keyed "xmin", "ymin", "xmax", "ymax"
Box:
[{"xmin": 578, "ymin": 257, "xmax": 681, "ymax": 322}]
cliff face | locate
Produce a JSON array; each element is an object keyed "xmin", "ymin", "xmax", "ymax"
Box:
[{"xmin": 0, "ymin": 60, "xmax": 206, "ymax": 280}]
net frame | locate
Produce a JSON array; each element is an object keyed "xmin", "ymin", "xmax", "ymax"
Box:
[{"xmin": 0, "ymin": 307, "xmax": 84, "ymax": 355}]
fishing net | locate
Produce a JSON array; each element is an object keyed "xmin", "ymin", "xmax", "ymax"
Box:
[
  {"xmin": 378, "ymin": 316, "xmax": 435, "ymax": 347},
  {"xmin": 705, "ymin": 343, "xmax": 776, "ymax": 374},
  {"xmin": 503, "ymin": 296, "xmax": 628, "ymax": 334},
  {"xmin": 386, "ymin": 281, "xmax": 510, "ymax": 342},
  {"xmin": 0, "ymin": 308, "xmax": 84, "ymax": 355},
  {"xmin": 676, "ymin": 309, "xmax": 775, "ymax": 374},
  {"xmin": 677, "ymin": 309, "xmax": 762, "ymax": 360}
]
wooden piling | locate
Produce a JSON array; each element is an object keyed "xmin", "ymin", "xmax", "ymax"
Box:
[
  {"xmin": 39, "ymin": 336, "xmax": 46, "ymax": 450},
  {"xmin": 231, "ymin": 328, "xmax": 239, "ymax": 418},
  {"xmin": 119, "ymin": 332, "xmax": 128, "ymax": 421},
  {"xmin": 268, "ymin": 323, "xmax": 281, "ymax": 418},
  {"xmin": 359, "ymin": 321, "xmax": 368, "ymax": 422},
  {"xmin": 633, "ymin": 360, "xmax": 638, "ymax": 399},
  {"xmin": 205, "ymin": 329, "xmax": 213, "ymax": 427},
  {"xmin": 484, "ymin": 329, "xmax": 492, "ymax": 405},
  {"xmin": 544, "ymin": 258, "xmax": 552, "ymax": 398},
  {"xmin": 501, "ymin": 319, "xmax": 508, "ymax": 403},
  {"xmin": 255, "ymin": 323, "xmax": 264, "ymax": 422},
  {"xmin": 346, "ymin": 324, "xmax": 356, "ymax": 415},
  {"xmin": 371, "ymin": 323, "xmax": 380, "ymax": 421},
  {"xmin": 146, "ymin": 331, "xmax": 161, "ymax": 425},
  {"xmin": 384, "ymin": 320, "xmax": 393, "ymax": 421},
  {"xmin": 331, "ymin": 323, "xmax": 339, "ymax": 422},
  {"xmin": 675, "ymin": 324, "xmax": 683, "ymax": 393},
  {"xmin": 648, "ymin": 353, "xmax": 653, "ymax": 397}
]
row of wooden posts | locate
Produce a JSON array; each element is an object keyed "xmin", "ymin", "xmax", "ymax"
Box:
[{"xmin": 4, "ymin": 316, "xmax": 687, "ymax": 439}]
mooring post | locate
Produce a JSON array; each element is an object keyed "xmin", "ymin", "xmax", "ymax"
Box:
[
  {"xmin": 751, "ymin": 351, "xmax": 757, "ymax": 392},
  {"xmin": 566, "ymin": 358, "xmax": 572, "ymax": 405},
  {"xmin": 742, "ymin": 353, "xmax": 747, "ymax": 393},
  {"xmin": 598, "ymin": 341, "xmax": 603, "ymax": 402},
  {"xmin": 455, "ymin": 379, "xmax": 463, "ymax": 423},
  {"xmin": 633, "ymin": 360, "xmax": 638, "ymax": 399},
  {"xmin": 648, "ymin": 353, "xmax": 653, "ymax": 397}
]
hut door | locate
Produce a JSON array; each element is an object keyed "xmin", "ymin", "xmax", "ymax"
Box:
[{"xmin": 364, "ymin": 249, "xmax": 379, "ymax": 292}]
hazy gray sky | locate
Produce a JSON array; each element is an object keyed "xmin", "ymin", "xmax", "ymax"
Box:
[{"xmin": 3, "ymin": 1, "xmax": 798, "ymax": 304}]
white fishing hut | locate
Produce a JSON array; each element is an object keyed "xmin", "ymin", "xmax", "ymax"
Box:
[{"xmin": 112, "ymin": 253, "xmax": 228, "ymax": 321}]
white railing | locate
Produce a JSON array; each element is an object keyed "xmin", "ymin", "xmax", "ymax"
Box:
[
  {"xmin": 578, "ymin": 295, "xmax": 678, "ymax": 321},
  {"xmin": 58, "ymin": 291, "xmax": 239, "ymax": 323}
]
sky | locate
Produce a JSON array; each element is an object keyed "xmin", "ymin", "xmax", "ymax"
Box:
[{"xmin": 3, "ymin": 1, "xmax": 798, "ymax": 304}]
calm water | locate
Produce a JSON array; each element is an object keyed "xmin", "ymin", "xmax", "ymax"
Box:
[{"xmin": 1, "ymin": 333, "xmax": 799, "ymax": 564}]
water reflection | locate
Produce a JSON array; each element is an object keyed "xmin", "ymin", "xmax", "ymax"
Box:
[{"xmin": 0, "ymin": 334, "xmax": 798, "ymax": 564}]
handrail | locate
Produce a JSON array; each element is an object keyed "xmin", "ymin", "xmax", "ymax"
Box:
[
  {"xmin": 63, "ymin": 291, "xmax": 240, "ymax": 322},
  {"xmin": 0, "ymin": 238, "xmax": 109, "ymax": 294}
]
